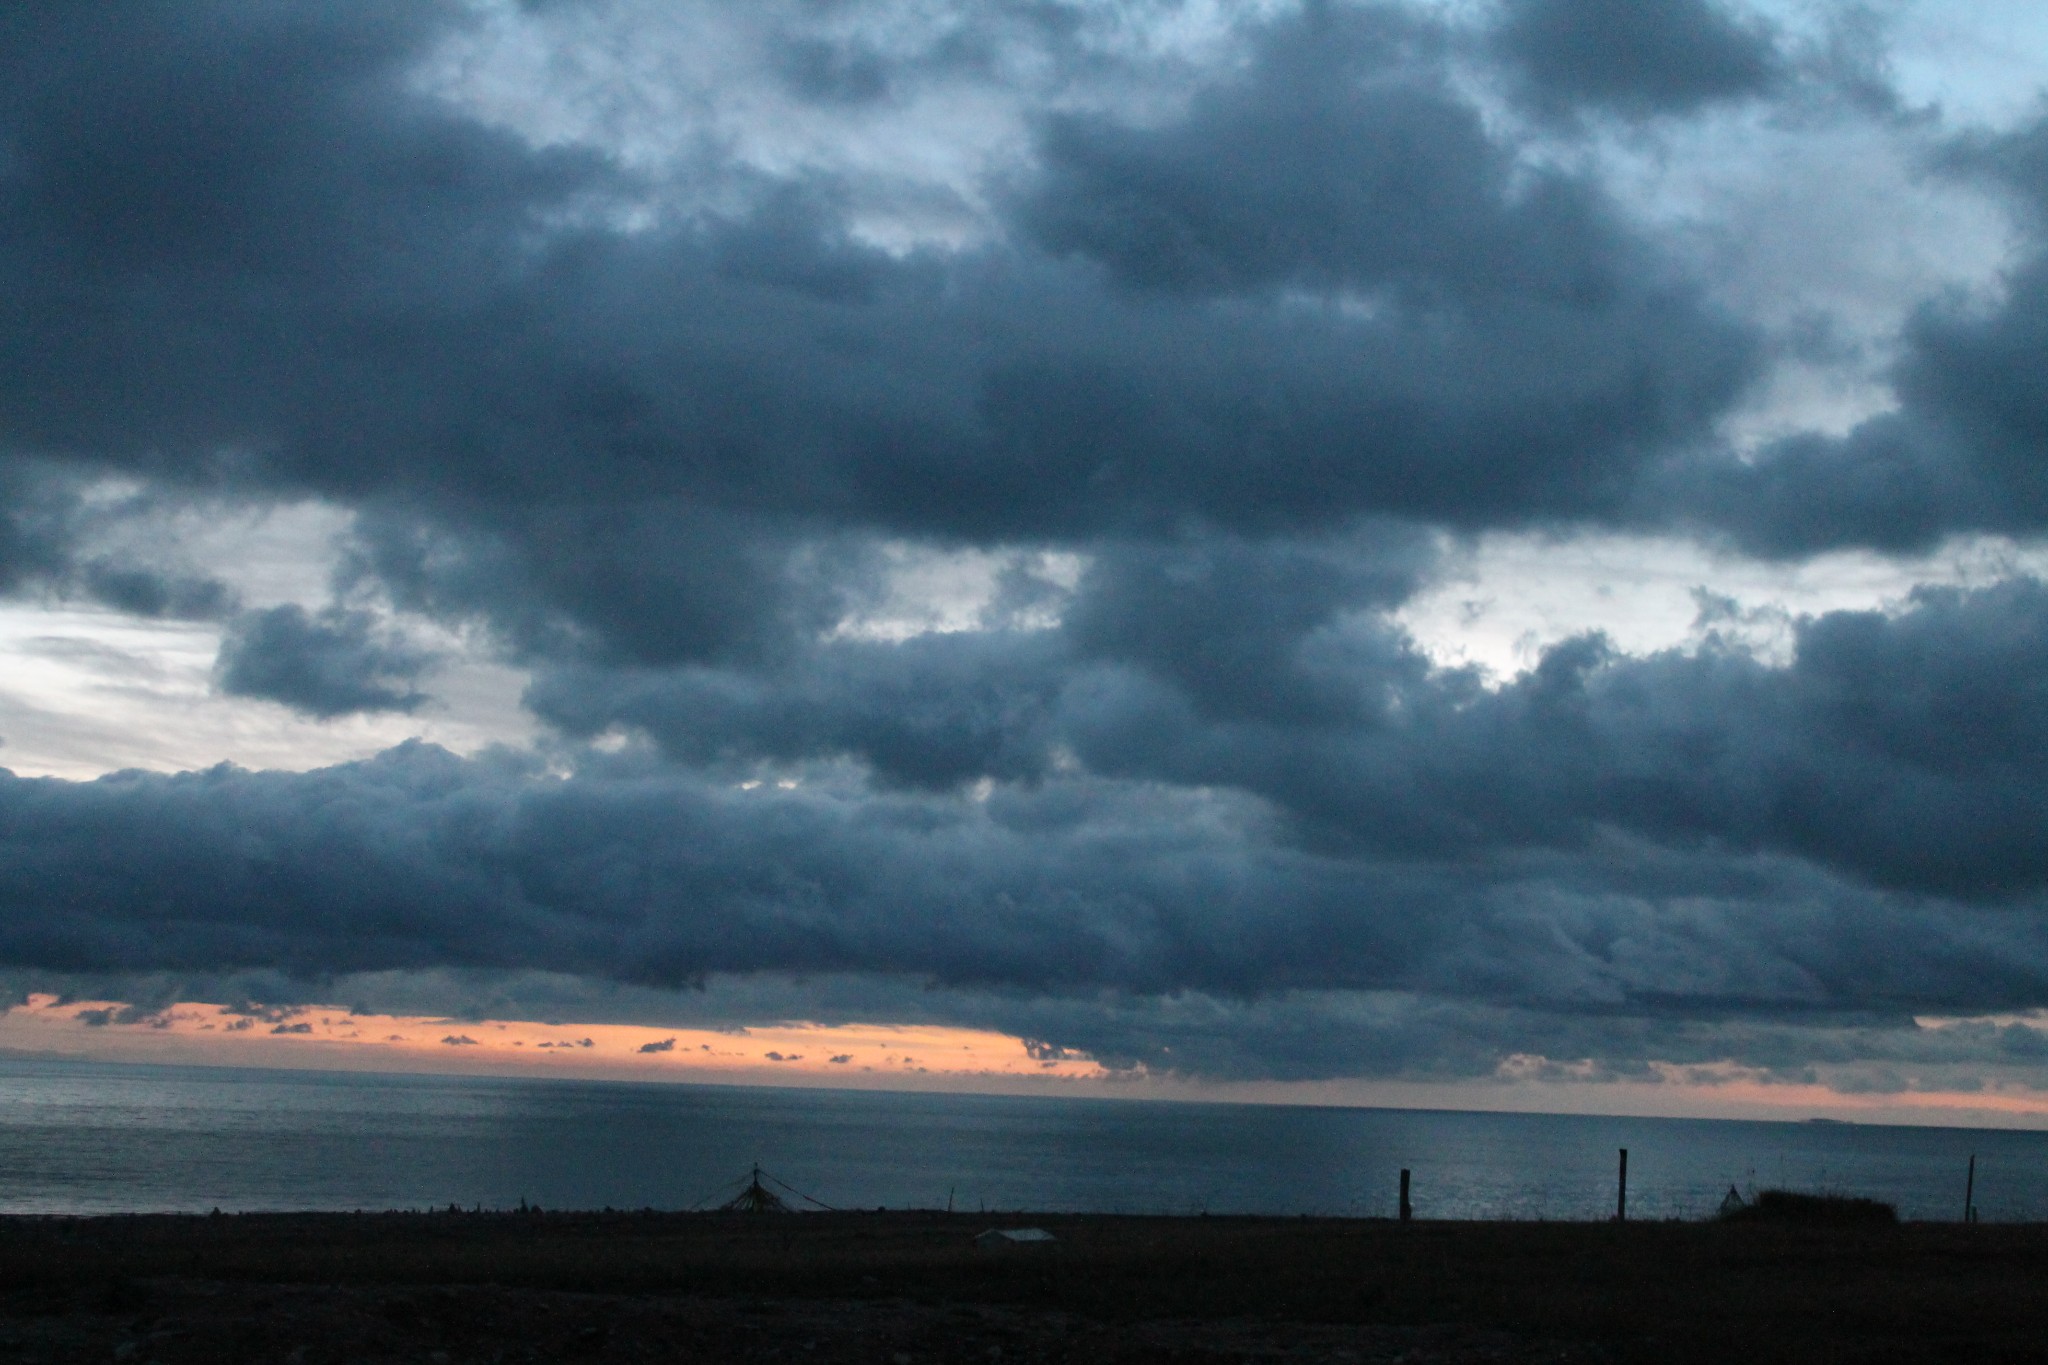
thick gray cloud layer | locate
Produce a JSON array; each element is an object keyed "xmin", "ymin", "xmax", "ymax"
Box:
[
  {"xmin": 2, "ymin": 0, "xmax": 2047, "ymax": 1086},
  {"xmin": 0, "ymin": 3, "xmax": 1754, "ymax": 600}
]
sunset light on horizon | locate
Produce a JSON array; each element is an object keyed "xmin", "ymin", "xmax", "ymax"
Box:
[
  {"xmin": 16, "ymin": 992, "xmax": 2048, "ymax": 1132},
  {"xmin": 0, "ymin": 993, "xmax": 1114, "ymax": 1094}
]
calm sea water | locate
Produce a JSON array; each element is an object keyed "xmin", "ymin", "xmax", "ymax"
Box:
[{"xmin": 0, "ymin": 1056, "xmax": 2041, "ymax": 1222}]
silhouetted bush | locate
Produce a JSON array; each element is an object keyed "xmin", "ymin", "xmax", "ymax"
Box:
[{"xmin": 1720, "ymin": 1189, "xmax": 1898, "ymax": 1225}]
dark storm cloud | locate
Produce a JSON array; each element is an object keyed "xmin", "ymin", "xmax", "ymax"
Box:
[
  {"xmin": 1, "ymin": 737, "xmax": 2047, "ymax": 1082},
  {"xmin": 0, "ymin": 1, "xmax": 605, "ymax": 479},
  {"xmin": 17, "ymin": 582, "xmax": 2048, "ymax": 1013},
  {"xmin": 535, "ymin": 572, "xmax": 2048, "ymax": 905},
  {"xmin": 348, "ymin": 500, "xmax": 850, "ymax": 669},
  {"xmin": 1492, "ymin": 0, "xmax": 1782, "ymax": 120},
  {"xmin": 526, "ymin": 531, "xmax": 1437, "ymax": 787},
  {"xmin": 78, "ymin": 561, "xmax": 234, "ymax": 621},
  {"xmin": 4, "ymin": 0, "xmax": 2000, "ymax": 610},
  {"xmin": 215, "ymin": 604, "xmax": 434, "ymax": 717},
  {"xmin": 1059, "ymin": 533, "xmax": 1431, "ymax": 727},
  {"xmin": 1071, "ymin": 576, "xmax": 2048, "ymax": 902},
  {"xmin": 0, "ymin": 740, "xmax": 1402, "ymax": 996},
  {"xmin": 530, "ymin": 629, "xmax": 1069, "ymax": 788},
  {"xmin": 0, "ymin": 0, "xmax": 1756, "ymax": 673},
  {"xmin": 0, "ymin": 0, "xmax": 2044, "ymax": 1086}
]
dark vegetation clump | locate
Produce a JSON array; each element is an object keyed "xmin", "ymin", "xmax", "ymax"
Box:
[{"xmin": 1720, "ymin": 1189, "xmax": 1898, "ymax": 1225}]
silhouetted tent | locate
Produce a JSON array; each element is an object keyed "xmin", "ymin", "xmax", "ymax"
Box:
[
  {"xmin": 705, "ymin": 1164, "xmax": 835, "ymax": 1214},
  {"xmin": 1719, "ymin": 1185, "xmax": 1747, "ymax": 1217},
  {"xmin": 721, "ymin": 1166, "xmax": 790, "ymax": 1213},
  {"xmin": 975, "ymin": 1227, "xmax": 1056, "ymax": 1251}
]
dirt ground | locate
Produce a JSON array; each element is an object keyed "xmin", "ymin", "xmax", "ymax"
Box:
[
  {"xmin": 0, "ymin": 1278, "xmax": 1568, "ymax": 1365},
  {"xmin": 0, "ymin": 1209, "xmax": 2042, "ymax": 1364}
]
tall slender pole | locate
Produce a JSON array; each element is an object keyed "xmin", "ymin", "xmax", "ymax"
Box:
[
  {"xmin": 1965, "ymin": 1154, "xmax": 1977, "ymax": 1223},
  {"xmin": 1399, "ymin": 1168, "xmax": 1412, "ymax": 1222},
  {"xmin": 1616, "ymin": 1149, "xmax": 1628, "ymax": 1223}
]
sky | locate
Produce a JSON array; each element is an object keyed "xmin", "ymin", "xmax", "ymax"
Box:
[{"xmin": 7, "ymin": 0, "xmax": 2048, "ymax": 1124}]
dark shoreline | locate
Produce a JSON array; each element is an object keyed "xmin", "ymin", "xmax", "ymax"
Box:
[{"xmin": 4, "ymin": 1209, "xmax": 2047, "ymax": 1363}]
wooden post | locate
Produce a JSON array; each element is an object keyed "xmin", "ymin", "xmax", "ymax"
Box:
[
  {"xmin": 1965, "ymin": 1154, "xmax": 1976, "ymax": 1223},
  {"xmin": 1399, "ymin": 1168, "xmax": 1412, "ymax": 1222},
  {"xmin": 1616, "ymin": 1149, "xmax": 1628, "ymax": 1223}
]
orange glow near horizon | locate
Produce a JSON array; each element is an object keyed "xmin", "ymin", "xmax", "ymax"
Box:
[
  {"xmin": 0, "ymin": 994, "xmax": 1112, "ymax": 1094},
  {"xmin": 9, "ymin": 994, "xmax": 2048, "ymax": 1128}
]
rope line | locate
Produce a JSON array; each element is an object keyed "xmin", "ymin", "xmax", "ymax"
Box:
[{"xmin": 762, "ymin": 1168, "xmax": 837, "ymax": 1211}]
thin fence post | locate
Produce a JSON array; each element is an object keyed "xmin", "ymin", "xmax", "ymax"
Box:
[
  {"xmin": 1965, "ymin": 1154, "xmax": 1977, "ymax": 1224},
  {"xmin": 1616, "ymin": 1148, "xmax": 1628, "ymax": 1223},
  {"xmin": 1399, "ymin": 1168, "xmax": 1412, "ymax": 1222}
]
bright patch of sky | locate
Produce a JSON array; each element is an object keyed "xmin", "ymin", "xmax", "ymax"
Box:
[
  {"xmin": 1398, "ymin": 531, "xmax": 2048, "ymax": 680},
  {"xmin": 1601, "ymin": 106, "xmax": 2017, "ymax": 446},
  {"xmin": 0, "ymin": 603, "xmax": 535, "ymax": 780},
  {"xmin": 829, "ymin": 544, "xmax": 1082, "ymax": 642},
  {"xmin": 0, "ymin": 500, "xmax": 534, "ymax": 779},
  {"xmin": 1879, "ymin": 0, "xmax": 2048, "ymax": 127}
]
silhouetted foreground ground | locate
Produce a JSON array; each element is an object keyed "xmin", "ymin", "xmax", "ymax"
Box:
[{"xmin": 2, "ymin": 1209, "xmax": 2045, "ymax": 1363}]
